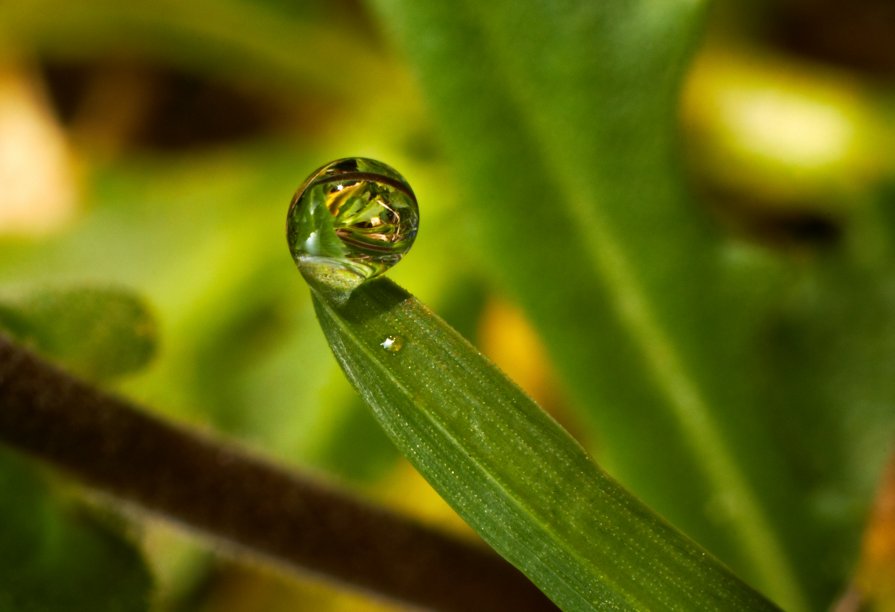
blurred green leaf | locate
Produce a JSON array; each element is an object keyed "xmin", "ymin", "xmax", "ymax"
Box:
[
  {"xmin": 0, "ymin": 449, "xmax": 151, "ymax": 612},
  {"xmin": 0, "ymin": 286, "xmax": 157, "ymax": 381},
  {"xmin": 313, "ymin": 278, "xmax": 774, "ymax": 610},
  {"xmin": 366, "ymin": 1, "xmax": 895, "ymax": 609},
  {"xmin": 367, "ymin": 0, "xmax": 809, "ymax": 607}
]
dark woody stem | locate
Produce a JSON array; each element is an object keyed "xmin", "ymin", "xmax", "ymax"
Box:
[{"xmin": 0, "ymin": 335, "xmax": 555, "ymax": 612}]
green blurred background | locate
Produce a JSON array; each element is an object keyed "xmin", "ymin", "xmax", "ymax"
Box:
[{"xmin": 0, "ymin": 0, "xmax": 894, "ymax": 610}]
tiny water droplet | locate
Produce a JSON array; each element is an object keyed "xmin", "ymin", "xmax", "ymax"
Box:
[
  {"xmin": 287, "ymin": 158, "xmax": 419, "ymax": 301},
  {"xmin": 380, "ymin": 335, "xmax": 404, "ymax": 353}
]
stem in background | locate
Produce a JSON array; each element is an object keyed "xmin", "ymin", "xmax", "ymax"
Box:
[{"xmin": 0, "ymin": 335, "xmax": 556, "ymax": 612}]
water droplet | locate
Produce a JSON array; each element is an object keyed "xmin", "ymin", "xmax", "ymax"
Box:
[
  {"xmin": 380, "ymin": 335, "xmax": 404, "ymax": 353},
  {"xmin": 287, "ymin": 158, "xmax": 419, "ymax": 301}
]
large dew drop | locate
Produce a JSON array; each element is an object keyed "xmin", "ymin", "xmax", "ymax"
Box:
[{"xmin": 287, "ymin": 158, "xmax": 419, "ymax": 301}]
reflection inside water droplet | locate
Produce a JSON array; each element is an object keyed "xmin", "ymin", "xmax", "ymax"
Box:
[
  {"xmin": 380, "ymin": 335, "xmax": 404, "ymax": 353},
  {"xmin": 286, "ymin": 158, "xmax": 419, "ymax": 301}
]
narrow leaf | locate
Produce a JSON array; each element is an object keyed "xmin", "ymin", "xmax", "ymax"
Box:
[{"xmin": 313, "ymin": 279, "xmax": 775, "ymax": 610}]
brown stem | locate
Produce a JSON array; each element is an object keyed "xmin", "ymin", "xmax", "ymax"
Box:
[{"xmin": 0, "ymin": 335, "xmax": 556, "ymax": 612}]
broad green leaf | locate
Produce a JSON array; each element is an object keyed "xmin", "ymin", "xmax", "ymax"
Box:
[
  {"xmin": 366, "ymin": 1, "xmax": 814, "ymax": 608},
  {"xmin": 0, "ymin": 449, "xmax": 151, "ymax": 612},
  {"xmin": 312, "ymin": 278, "xmax": 774, "ymax": 611},
  {"xmin": 0, "ymin": 286, "xmax": 157, "ymax": 381}
]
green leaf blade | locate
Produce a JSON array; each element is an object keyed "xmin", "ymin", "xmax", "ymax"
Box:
[{"xmin": 313, "ymin": 279, "xmax": 775, "ymax": 610}]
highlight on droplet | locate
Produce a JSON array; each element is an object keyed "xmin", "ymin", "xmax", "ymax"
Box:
[{"xmin": 380, "ymin": 335, "xmax": 404, "ymax": 353}]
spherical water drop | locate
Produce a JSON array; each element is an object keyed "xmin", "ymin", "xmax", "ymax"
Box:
[
  {"xmin": 287, "ymin": 158, "xmax": 419, "ymax": 300},
  {"xmin": 380, "ymin": 335, "xmax": 404, "ymax": 353}
]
